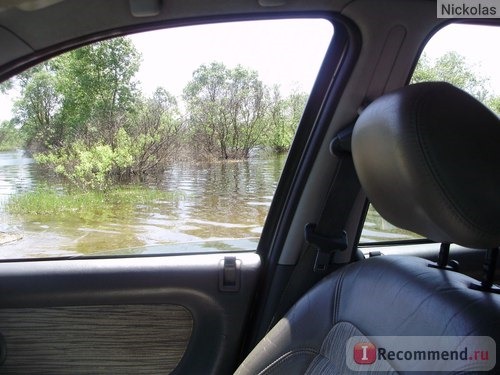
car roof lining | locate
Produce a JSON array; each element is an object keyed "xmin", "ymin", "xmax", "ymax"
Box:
[
  {"xmin": 0, "ymin": 0, "xmax": 350, "ymax": 74},
  {"xmin": 0, "ymin": 11, "xmax": 337, "ymax": 80}
]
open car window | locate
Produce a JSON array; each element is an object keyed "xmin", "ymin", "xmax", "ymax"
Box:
[
  {"xmin": 0, "ymin": 19, "xmax": 333, "ymax": 260},
  {"xmin": 360, "ymin": 22, "xmax": 500, "ymax": 246}
]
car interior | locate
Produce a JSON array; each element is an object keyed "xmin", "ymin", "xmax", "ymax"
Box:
[{"xmin": 0, "ymin": 0, "xmax": 499, "ymax": 374}]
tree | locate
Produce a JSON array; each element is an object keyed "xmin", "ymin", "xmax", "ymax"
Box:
[
  {"xmin": 0, "ymin": 79, "xmax": 12, "ymax": 94},
  {"xmin": 30, "ymin": 84, "xmax": 184, "ymax": 189},
  {"xmin": 11, "ymin": 37, "xmax": 150, "ymax": 189},
  {"xmin": 412, "ymin": 51, "xmax": 500, "ymax": 115},
  {"xmin": 267, "ymin": 86, "xmax": 308, "ymax": 153},
  {"xmin": 0, "ymin": 120, "xmax": 22, "ymax": 150},
  {"xmin": 486, "ymin": 96, "xmax": 500, "ymax": 115},
  {"xmin": 14, "ymin": 37, "xmax": 141, "ymax": 152},
  {"xmin": 183, "ymin": 62, "xmax": 268, "ymax": 159},
  {"xmin": 13, "ymin": 62, "xmax": 63, "ymax": 151},
  {"xmin": 412, "ymin": 51, "xmax": 492, "ymax": 104},
  {"xmin": 126, "ymin": 87, "xmax": 183, "ymax": 177},
  {"xmin": 55, "ymin": 37, "xmax": 141, "ymax": 144}
]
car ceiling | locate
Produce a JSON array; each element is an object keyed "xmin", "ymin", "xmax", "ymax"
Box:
[
  {"xmin": 0, "ymin": 0, "xmax": 439, "ymax": 75},
  {"xmin": 0, "ymin": 0, "xmax": 340, "ymax": 72}
]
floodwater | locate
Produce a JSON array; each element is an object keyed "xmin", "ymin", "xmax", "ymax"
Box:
[
  {"xmin": 0, "ymin": 150, "xmax": 286, "ymax": 259},
  {"xmin": 0, "ymin": 150, "xmax": 416, "ymax": 259}
]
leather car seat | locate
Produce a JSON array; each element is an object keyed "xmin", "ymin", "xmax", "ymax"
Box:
[{"xmin": 235, "ymin": 82, "xmax": 500, "ymax": 374}]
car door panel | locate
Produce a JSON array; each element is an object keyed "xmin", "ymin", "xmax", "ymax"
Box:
[
  {"xmin": 0, "ymin": 252, "xmax": 261, "ymax": 374},
  {"xmin": 0, "ymin": 304, "xmax": 192, "ymax": 374}
]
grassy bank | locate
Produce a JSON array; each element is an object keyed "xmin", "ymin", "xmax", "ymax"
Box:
[{"xmin": 6, "ymin": 186, "xmax": 178, "ymax": 217}]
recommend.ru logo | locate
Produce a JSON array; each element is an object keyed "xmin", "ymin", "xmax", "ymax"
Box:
[{"xmin": 346, "ymin": 336, "xmax": 496, "ymax": 372}]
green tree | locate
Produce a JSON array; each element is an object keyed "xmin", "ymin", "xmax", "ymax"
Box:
[
  {"xmin": 0, "ymin": 79, "xmax": 12, "ymax": 94},
  {"xmin": 267, "ymin": 86, "xmax": 307, "ymax": 153},
  {"xmin": 32, "ymin": 86, "xmax": 183, "ymax": 189},
  {"xmin": 13, "ymin": 62, "xmax": 63, "ymax": 151},
  {"xmin": 0, "ymin": 120, "xmax": 22, "ymax": 151},
  {"xmin": 126, "ymin": 87, "xmax": 183, "ymax": 177},
  {"xmin": 14, "ymin": 37, "xmax": 141, "ymax": 152},
  {"xmin": 412, "ymin": 51, "xmax": 500, "ymax": 115},
  {"xmin": 412, "ymin": 51, "xmax": 493, "ymax": 104},
  {"xmin": 55, "ymin": 37, "xmax": 141, "ymax": 143},
  {"xmin": 183, "ymin": 62, "xmax": 268, "ymax": 159},
  {"xmin": 11, "ymin": 37, "xmax": 149, "ymax": 189},
  {"xmin": 486, "ymin": 96, "xmax": 500, "ymax": 115}
]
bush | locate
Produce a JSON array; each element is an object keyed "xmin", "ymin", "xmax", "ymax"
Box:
[{"xmin": 35, "ymin": 128, "xmax": 136, "ymax": 190}]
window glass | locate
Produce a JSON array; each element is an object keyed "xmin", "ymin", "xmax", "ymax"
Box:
[
  {"xmin": 360, "ymin": 23, "xmax": 500, "ymax": 244},
  {"xmin": 0, "ymin": 19, "xmax": 333, "ymax": 259},
  {"xmin": 360, "ymin": 205, "xmax": 422, "ymax": 243},
  {"xmin": 411, "ymin": 24, "xmax": 500, "ymax": 115}
]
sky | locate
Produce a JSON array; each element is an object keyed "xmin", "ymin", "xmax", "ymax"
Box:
[
  {"xmin": 1, "ymin": 20, "xmax": 500, "ymax": 122},
  {"xmin": 422, "ymin": 23, "xmax": 500, "ymax": 94},
  {"xmin": 129, "ymin": 19, "xmax": 333, "ymax": 97}
]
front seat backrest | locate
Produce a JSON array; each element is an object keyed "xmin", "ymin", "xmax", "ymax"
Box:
[{"xmin": 235, "ymin": 82, "xmax": 500, "ymax": 374}]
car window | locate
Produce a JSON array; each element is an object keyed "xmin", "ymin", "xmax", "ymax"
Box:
[
  {"xmin": 411, "ymin": 24, "xmax": 500, "ymax": 115},
  {"xmin": 360, "ymin": 205, "xmax": 423, "ymax": 243},
  {"xmin": 360, "ymin": 23, "xmax": 500, "ymax": 245},
  {"xmin": 0, "ymin": 19, "xmax": 333, "ymax": 259}
]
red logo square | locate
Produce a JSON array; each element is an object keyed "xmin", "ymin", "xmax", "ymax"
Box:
[{"xmin": 353, "ymin": 342, "xmax": 376, "ymax": 364}]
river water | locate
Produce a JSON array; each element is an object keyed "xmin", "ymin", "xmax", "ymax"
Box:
[
  {"xmin": 0, "ymin": 150, "xmax": 416, "ymax": 259},
  {"xmin": 0, "ymin": 150, "xmax": 286, "ymax": 259}
]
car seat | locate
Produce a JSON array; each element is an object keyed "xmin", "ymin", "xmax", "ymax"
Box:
[{"xmin": 235, "ymin": 82, "xmax": 500, "ymax": 374}]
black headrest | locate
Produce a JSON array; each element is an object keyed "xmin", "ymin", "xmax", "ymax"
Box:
[{"xmin": 352, "ymin": 82, "xmax": 500, "ymax": 249}]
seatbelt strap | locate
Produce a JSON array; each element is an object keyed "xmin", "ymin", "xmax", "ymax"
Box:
[
  {"xmin": 307, "ymin": 125, "xmax": 361, "ymax": 271},
  {"xmin": 269, "ymin": 126, "xmax": 361, "ymax": 326}
]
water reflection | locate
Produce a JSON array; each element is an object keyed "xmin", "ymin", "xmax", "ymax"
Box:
[
  {"xmin": 161, "ymin": 158, "xmax": 281, "ymax": 239},
  {"xmin": 0, "ymin": 150, "xmax": 287, "ymax": 259},
  {"xmin": 0, "ymin": 150, "xmax": 35, "ymax": 205}
]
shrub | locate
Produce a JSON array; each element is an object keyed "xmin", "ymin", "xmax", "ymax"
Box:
[{"xmin": 35, "ymin": 129, "xmax": 136, "ymax": 190}]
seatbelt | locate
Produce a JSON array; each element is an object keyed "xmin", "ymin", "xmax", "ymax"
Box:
[{"xmin": 269, "ymin": 125, "xmax": 361, "ymax": 327}]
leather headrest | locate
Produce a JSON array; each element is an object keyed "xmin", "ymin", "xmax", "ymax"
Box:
[{"xmin": 352, "ymin": 82, "xmax": 500, "ymax": 248}]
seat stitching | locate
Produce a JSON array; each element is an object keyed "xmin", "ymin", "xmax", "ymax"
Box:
[
  {"xmin": 258, "ymin": 348, "xmax": 318, "ymax": 375},
  {"xmin": 332, "ymin": 267, "xmax": 347, "ymax": 325}
]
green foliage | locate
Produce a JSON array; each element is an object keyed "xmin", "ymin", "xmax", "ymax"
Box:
[
  {"xmin": 7, "ymin": 185, "xmax": 177, "ymax": 217},
  {"xmin": 35, "ymin": 130, "xmax": 136, "ymax": 190},
  {"xmin": 9, "ymin": 40, "xmax": 307, "ymax": 188},
  {"xmin": 13, "ymin": 62, "xmax": 63, "ymax": 151},
  {"xmin": 56, "ymin": 37, "xmax": 140, "ymax": 135},
  {"xmin": 127, "ymin": 87, "xmax": 183, "ymax": 171},
  {"xmin": 267, "ymin": 86, "xmax": 307, "ymax": 153},
  {"xmin": 12, "ymin": 37, "xmax": 184, "ymax": 189},
  {"xmin": 184, "ymin": 62, "xmax": 268, "ymax": 159},
  {"xmin": 0, "ymin": 120, "xmax": 23, "ymax": 151},
  {"xmin": 486, "ymin": 96, "xmax": 500, "ymax": 115},
  {"xmin": 14, "ymin": 37, "xmax": 140, "ymax": 151},
  {"xmin": 36, "ymin": 144, "xmax": 107, "ymax": 191},
  {"xmin": 412, "ymin": 51, "xmax": 500, "ymax": 109},
  {"xmin": 0, "ymin": 78, "xmax": 13, "ymax": 94}
]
